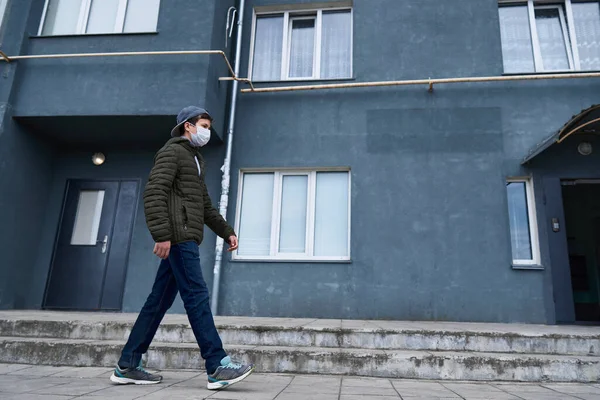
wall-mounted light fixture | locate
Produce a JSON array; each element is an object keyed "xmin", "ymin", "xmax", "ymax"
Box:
[
  {"xmin": 92, "ymin": 152, "xmax": 105, "ymax": 166},
  {"xmin": 578, "ymin": 142, "xmax": 593, "ymax": 156}
]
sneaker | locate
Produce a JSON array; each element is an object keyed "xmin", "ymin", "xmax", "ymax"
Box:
[
  {"xmin": 207, "ymin": 356, "xmax": 254, "ymax": 390},
  {"xmin": 110, "ymin": 361, "xmax": 162, "ymax": 385}
]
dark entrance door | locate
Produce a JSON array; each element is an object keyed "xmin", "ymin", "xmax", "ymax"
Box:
[
  {"xmin": 44, "ymin": 180, "xmax": 139, "ymax": 311},
  {"xmin": 562, "ymin": 181, "xmax": 600, "ymax": 323},
  {"xmin": 544, "ymin": 177, "xmax": 576, "ymax": 323}
]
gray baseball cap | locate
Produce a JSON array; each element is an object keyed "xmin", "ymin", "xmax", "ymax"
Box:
[{"xmin": 170, "ymin": 106, "xmax": 213, "ymax": 137}]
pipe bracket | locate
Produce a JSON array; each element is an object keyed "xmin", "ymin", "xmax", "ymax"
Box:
[{"xmin": 0, "ymin": 50, "xmax": 10, "ymax": 63}]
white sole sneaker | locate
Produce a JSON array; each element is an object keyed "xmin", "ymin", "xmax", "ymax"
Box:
[
  {"xmin": 206, "ymin": 367, "xmax": 255, "ymax": 390},
  {"xmin": 110, "ymin": 372, "xmax": 161, "ymax": 385}
]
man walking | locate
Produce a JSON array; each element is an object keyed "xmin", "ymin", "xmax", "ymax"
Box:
[{"xmin": 110, "ymin": 106, "xmax": 254, "ymax": 390}]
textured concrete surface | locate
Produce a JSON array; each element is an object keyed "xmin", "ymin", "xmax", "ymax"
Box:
[
  {"xmin": 1, "ymin": 312, "xmax": 599, "ymax": 383},
  {"xmin": 3, "ymin": 311, "xmax": 599, "ymax": 335},
  {"xmin": 2, "ymin": 311, "xmax": 599, "ymax": 356},
  {"xmin": 3, "ymin": 338, "xmax": 599, "ymax": 382},
  {"xmin": 2, "ymin": 364, "xmax": 600, "ymax": 400}
]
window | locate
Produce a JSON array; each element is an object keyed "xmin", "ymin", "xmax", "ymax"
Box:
[
  {"xmin": 499, "ymin": 0, "xmax": 600, "ymax": 73},
  {"xmin": 71, "ymin": 190, "xmax": 105, "ymax": 246},
  {"xmin": 234, "ymin": 170, "xmax": 351, "ymax": 261},
  {"xmin": 39, "ymin": 0, "xmax": 160, "ymax": 36},
  {"xmin": 250, "ymin": 8, "xmax": 352, "ymax": 81},
  {"xmin": 506, "ymin": 179, "xmax": 540, "ymax": 266},
  {"xmin": 0, "ymin": 0, "xmax": 8, "ymax": 30}
]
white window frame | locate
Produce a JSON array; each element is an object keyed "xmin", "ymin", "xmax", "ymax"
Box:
[
  {"xmin": 249, "ymin": 7, "xmax": 353, "ymax": 81},
  {"xmin": 498, "ymin": 0, "xmax": 597, "ymax": 72},
  {"xmin": 507, "ymin": 178, "xmax": 541, "ymax": 267},
  {"xmin": 284, "ymin": 14, "xmax": 320, "ymax": 80},
  {"xmin": 233, "ymin": 168, "xmax": 351, "ymax": 262},
  {"xmin": 38, "ymin": 0, "xmax": 158, "ymax": 36}
]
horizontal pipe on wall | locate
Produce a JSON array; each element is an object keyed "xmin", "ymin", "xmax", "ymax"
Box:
[
  {"xmin": 240, "ymin": 72, "xmax": 600, "ymax": 93},
  {"xmin": 0, "ymin": 49, "xmax": 247, "ymax": 82},
  {"xmin": 3, "ymin": 49, "xmax": 599, "ymax": 95}
]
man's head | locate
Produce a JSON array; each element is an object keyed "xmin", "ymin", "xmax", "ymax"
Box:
[
  {"xmin": 181, "ymin": 113, "xmax": 212, "ymax": 139},
  {"xmin": 170, "ymin": 106, "xmax": 213, "ymax": 138}
]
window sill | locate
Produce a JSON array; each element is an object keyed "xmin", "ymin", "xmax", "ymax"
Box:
[
  {"xmin": 231, "ymin": 257, "xmax": 352, "ymax": 264},
  {"xmin": 30, "ymin": 31, "xmax": 159, "ymax": 39},
  {"xmin": 502, "ymin": 70, "xmax": 600, "ymax": 76},
  {"xmin": 512, "ymin": 263, "xmax": 544, "ymax": 270},
  {"xmin": 250, "ymin": 77, "xmax": 356, "ymax": 84}
]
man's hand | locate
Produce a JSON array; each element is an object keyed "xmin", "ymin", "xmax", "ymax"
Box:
[
  {"xmin": 153, "ymin": 241, "xmax": 171, "ymax": 259},
  {"xmin": 227, "ymin": 235, "xmax": 239, "ymax": 252}
]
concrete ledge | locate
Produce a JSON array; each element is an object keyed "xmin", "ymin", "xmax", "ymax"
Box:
[
  {"xmin": 0, "ymin": 337, "xmax": 598, "ymax": 383},
  {"xmin": 1, "ymin": 318, "xmax": 598, "ymax": 356}
]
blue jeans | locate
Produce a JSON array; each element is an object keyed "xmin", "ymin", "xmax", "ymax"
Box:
[{"xmin": 118, "ymin": 241, "xmax": 226, "ymax": 374}]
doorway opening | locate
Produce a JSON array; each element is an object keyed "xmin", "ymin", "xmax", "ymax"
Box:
[
  {"xmin": 562, "ymin": 180, "xmax": 600, "ymax": 323},
  {"xmin": 43, "ymin": 179, "xmax": 139, "ymax": 311}
]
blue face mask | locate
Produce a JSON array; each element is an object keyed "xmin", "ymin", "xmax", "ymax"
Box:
[{"xmin": 190, "ymin": 125, "xmax": 211, "ymax": 147}]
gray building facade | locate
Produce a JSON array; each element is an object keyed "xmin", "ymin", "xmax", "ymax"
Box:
[{"xmin": 1, "ymin": 0, "xmax": 599, "ymax": 325}]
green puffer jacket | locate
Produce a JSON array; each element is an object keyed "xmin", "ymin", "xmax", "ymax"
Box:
[{"xmin": 143, "ymin": 137, "xmax": 235, "ymax": 245}]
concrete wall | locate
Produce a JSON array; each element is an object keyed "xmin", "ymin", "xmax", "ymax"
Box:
[
  {"xmin": 13, "ymin": 0, "xmax": 234, "ymax": 136},
  {"xmin": 0, "ymin": 119, "xmax": 54, "ymax": 309},
  {"xmin": 0, "ymin": 0, "xmax": 55, "ymax": 309},
  {"xmin": 211, "ymin": 0, "xmax": 600, "ymax": 322}
]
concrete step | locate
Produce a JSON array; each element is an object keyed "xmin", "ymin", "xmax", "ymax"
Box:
[
  {"xmin": 1, "ymin": 316, "xmax": 599, "ymax": 357},
  {"xmin": 1, "ymin": 336, "xmax": 599, "ymax": 382}
]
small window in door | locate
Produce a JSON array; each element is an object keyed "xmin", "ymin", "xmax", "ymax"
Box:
[{"xmin": 71, "ymin": 190, "xmax": 105, "ymax": 245}]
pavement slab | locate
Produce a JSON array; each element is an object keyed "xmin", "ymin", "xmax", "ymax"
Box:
[
  {"xmin": 1, "ymin": 363, "xmax": 599, "ymax": 400},
  {"xmin": 542, "ymin": 383, "xmax": 600, "ymax": 395},
  {"xmin": 392, "ymin": 380, "xmax": 461, "ymax": 398},
  {"xmin": 6, "ymin": 366, "xmax": 72, "ymax": 377}
]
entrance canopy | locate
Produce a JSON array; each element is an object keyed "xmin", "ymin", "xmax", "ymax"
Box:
[
  {"xmin": 522, "ymin": 104, "xmax": 600, "ymax": 165},
  {"xmin": 14, "ymin": 115, "xmax": 223, "ymax": 152}
]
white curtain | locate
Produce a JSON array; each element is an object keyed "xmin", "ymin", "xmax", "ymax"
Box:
[
  {"xmin": 535, "ymin": 8, "xmax": 571, "ymax": 71},
  {"xmin": 278, "ymin": 175, "xmax": 308, "ymax": 253},
  {"xmin": 43, "ymin": 0, "xmax": 83, "ymax": 35},
  {"xmin": 124, "ymin": 0, "xmax": 160, "ymax": 33},
  {"xmin": 0, "ymin": 0, "xmax": 8, "ymax": 28},
  {"xmin": 237, "ymin": 174, "xmax": 274, "ymax": 256},
  {"xmin": 86, "ymin": 0, "xmax": 119, "ymax": 34},
  {"xmin": 289, "ymin": 19, "xmax": 315, "ymax": 78},
  {"xmin": 252, "ymin": 16, "xmax": 283, "ymax": 81},
  {"xmin": 507, "ymin": 183, "xmax": 533, "ymax": 261},
  {"xmin": 314, "ymin": 172, "xmax": 349, "ymax": 257},
  {"xmin": 572, "ymin": 2, "xmax": 600, "ymax": 71},
  {"xmin": 499, "ymin": 6, "xmax": 535, "ymax": 73},
  {"xmin": 321, "ymin": 11, "xmax": 352, "ymax": 79}
]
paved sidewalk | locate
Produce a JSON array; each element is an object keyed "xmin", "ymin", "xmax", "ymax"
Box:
[{"xmin": 1, "ymin": 364, "xmax": 600, "ymax": 400}]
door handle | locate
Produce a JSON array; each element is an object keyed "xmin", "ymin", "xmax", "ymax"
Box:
[{"xmin": 97, "ymin": 235, "xmax": 108, "ymax": 254}]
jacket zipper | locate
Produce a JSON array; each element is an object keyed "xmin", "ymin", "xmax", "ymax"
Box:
[{"xmin": 182, "ymin": 204, "xmax": 188, "ymax": 231}]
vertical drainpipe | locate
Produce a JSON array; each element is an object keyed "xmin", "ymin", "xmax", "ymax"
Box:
[{"xmin": 211, "ymin": 0, "xmax": 245, "ymax": 315}]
